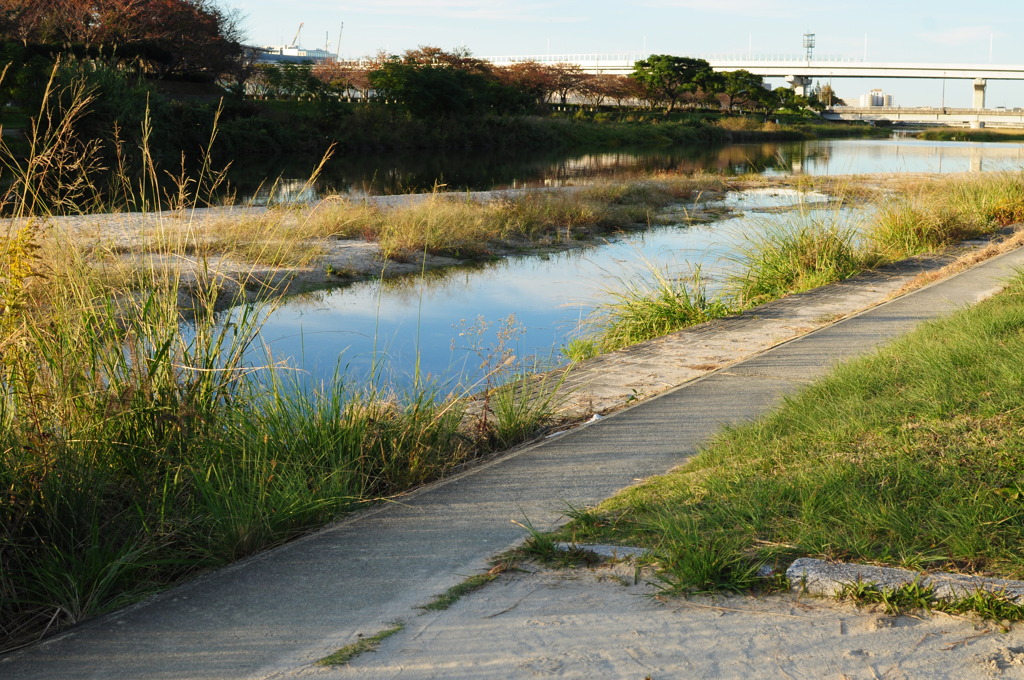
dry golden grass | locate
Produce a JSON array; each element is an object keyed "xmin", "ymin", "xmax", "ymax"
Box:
[{"xmin": 888, "ymin": 226, "xmax": 1024, "ymax": 298}]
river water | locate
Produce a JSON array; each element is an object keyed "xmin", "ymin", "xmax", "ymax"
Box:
[
  {"xmin": 245, "ymin": 136, "xmax": 1024, "ymax": 392},
  {"xmin": 243, "ymin": 136, "xmax": 1024, "ymax": 203}
]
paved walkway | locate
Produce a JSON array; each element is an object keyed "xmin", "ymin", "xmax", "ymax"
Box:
[{"xmin": 5, "ymin": 243, "xmax": 1024, "ymax": 680}]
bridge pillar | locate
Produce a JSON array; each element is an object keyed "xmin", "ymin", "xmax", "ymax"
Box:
[
  {"xmin": 785, "ymin": 75, "xmax": 812, "ymax": 96},
  {"xmin": 973, "ymin": 78, "xmax": 987, "ymax": 109}
]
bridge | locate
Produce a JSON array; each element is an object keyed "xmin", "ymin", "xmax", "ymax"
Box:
[
  {"xmin": 480, "ymin": 54, "xmax": 1024, "ymax": 111},
  {"xmin": 824, "ymin": 106, "xmax": 1024, "ymax": 128}
]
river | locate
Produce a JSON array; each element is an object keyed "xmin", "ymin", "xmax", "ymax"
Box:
[
  {"xmin": 242, "ymin": 135, "xmax": 1024, "ymax": 393},
  {"xmin": 239, "ymin": 136, "xmax": 1024, "ymax": 204}
]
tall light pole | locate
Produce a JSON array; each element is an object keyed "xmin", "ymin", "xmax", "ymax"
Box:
[{"xmin": 803, "ymin": 32, "xmax": 815, "ymax": 63}]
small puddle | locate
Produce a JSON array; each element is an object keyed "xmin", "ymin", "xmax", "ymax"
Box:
[{"xmin": 715, "ymin": 187, "xmax": 833, "ymax": 210}]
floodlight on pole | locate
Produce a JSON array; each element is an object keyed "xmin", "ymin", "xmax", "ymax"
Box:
[{"xmin": 803, "ymin": 32, "xmax": 815, "ymax": 62}]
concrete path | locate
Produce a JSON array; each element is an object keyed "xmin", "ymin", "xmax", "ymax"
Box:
[{"xmin": 4, "ymin": 244, "xmax": 1024, "ymax": 680}]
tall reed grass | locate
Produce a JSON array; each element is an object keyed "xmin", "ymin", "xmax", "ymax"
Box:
[
  {"xmin": 0, "ymin": 70, "xmax": 564, "ymax": 652},
  {"xmin": 868, "ymin": 173, "xmax": 1024, "ymax": 258},
  {"xmin": 728, "ymin": 210, "xmax": 877, "ymax": 306}
]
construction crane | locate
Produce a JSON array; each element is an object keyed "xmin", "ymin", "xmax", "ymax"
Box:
[
  {"xmin": 335, "ymin": 22, "xmax": 344, "ymax": 59},
  {"xmin": 290, "ymin": 22, "xmax": 303, "ymax": 49}
]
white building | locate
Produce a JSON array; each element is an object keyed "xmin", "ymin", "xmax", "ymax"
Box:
[
  {"xmin": 859, "ymin": 89, "xmax": 894, "ymax": 107},
  {"xmin": 258, "ymin": 46, "xmax": 336, "ymax": 65}
]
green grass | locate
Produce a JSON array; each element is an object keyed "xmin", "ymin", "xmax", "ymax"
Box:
[
  {"xmin": 554, "ymin": 274, "xmax": 1024, "ymax": 596},
  {"xmin": 0, "ymin": 78, "xmax": 572, "ymax": 653},
  {"xmin": 728, "ymin": 209, "xmax": 877, "ymax": 306},
  {"xmin": 570, "ymin": 171, "xmax": 1024, "ymax": 356},
  {"xmin": 866, "ymin": 173, "xmax": 1024, "ymax": 258},
  {"xmin": 421, "ymin": 572, "xmax": 500, "ymax": 611},
  {"xmin": 576, "ymin": 262, "xmax": 733, "ymax": 353},
  {"xmin": 9, "ymin": 72, "xmax": 1024, "ymax": 652},
  {"xmin": 915, "ymin": 128, "xmax": 1024, "ymax": 143},
  {"xmin": 835, "ymin": 579, "xmax": 1024, "ymax": 628},
  {"xmin": 317, "ymin": 622, "xmax": 406, "ymax": 666}
]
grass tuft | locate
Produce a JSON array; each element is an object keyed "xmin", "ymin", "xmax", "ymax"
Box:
[
  {"xmin": 421, "ymin": 570, "xmax": 503, "ymax": 612},
  {"xmin": 317, "ymin": 623, "xmax": 406, "ymax": 666},
  {"xmin": 837, "ymin": 579, "xmax": 1024, "ymax": 628},
  {"xmin": 728, "ymin": 209, "xmax": 875, "ymax": 306},
  {"xmin": 581, "ymin": 261, "xmax": 732, "ymax": 353}
]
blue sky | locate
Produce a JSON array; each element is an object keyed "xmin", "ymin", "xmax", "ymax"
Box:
[{"xmin": 228, "ymin": 0, "xmax": 1024, "ymax": 108}]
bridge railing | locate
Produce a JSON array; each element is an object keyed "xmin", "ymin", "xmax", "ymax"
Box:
[{"xmin": 480, "ymin": 53, "xmax": 864, "ymax": 65}]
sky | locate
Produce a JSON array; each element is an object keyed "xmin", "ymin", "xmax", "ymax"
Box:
[{"xmin": 226, "ymin": 0, "xmax": 1024, "ymax": 108}]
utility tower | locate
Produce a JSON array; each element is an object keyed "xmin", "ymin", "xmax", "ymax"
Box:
[{"xmin": 803, "ymin": 32, "xmax": 815, "ymax": 63}]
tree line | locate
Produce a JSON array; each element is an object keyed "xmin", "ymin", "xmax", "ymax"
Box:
[{"xmin": 249, "ymin": 47, "xmax": 842, "ymax": 118}]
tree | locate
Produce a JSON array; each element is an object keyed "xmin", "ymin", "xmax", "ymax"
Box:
[
  {"xmin": 494, "ymin": 60, "xmax": 555, "ymax": 106},
  {"xmin": 400, "ymin": 45, "xmax": 492, "ymax": 75},
  {"xmin": 602, "ymin": 75, "xmax": 643, "ymax": 107},
  {"xmin": 630, "ymin": 54, "xmax": 715, "ymax": 114},
  {"xmin": 576, "ymin": 74, "xmax": 605, "ymax": 107},
  {"xmin": 248, "ymin": 63, "xmax": 283, "ymax": 98},
  {"xmin": 0, "ymin": 0, "xmax": 244, "ymax": 80},
  {"xmin": 369, "ymin": 58, "xmax": 530, "ymax": 117},
  {"xmin": 814, "ymin": 83, "xmax": 844, "ymax": 108},
  {"xmin": 548, "ymin": 62, "xmax": 585, "ymax": 105},
  {"xmin": 721, "ymin": 69, "xmax": 766, "ymax": 112}
]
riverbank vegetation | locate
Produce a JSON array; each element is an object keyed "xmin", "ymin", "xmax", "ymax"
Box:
[
  {"xmin": 569, "ymin": 171, "xmax": 1024, "ymax": 353},
  {"xmin": 0, "ymin": 87, "xmax": 577, "ymax": 653},
  {"xmin": 3, "ymin": 8, "xmax": 1022, "ymax": 651},
  {"xmin": 916, "ymin": 127, "xmax": 1024, "ymax": 143},
  {"xmin": 553, "ymin": 272, "xmax": 1024, "ymax": 608}
]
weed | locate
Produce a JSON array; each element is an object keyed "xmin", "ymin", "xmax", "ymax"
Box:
[
  {"xmin": 317, "ymin": 622, "xmax": 405, "ymax": 666},
  {"xmin": 582, "ymin": 260, "xmax": 732, "ymax": 353},
  {"xmin": 512, "ymin": 517, "xmax": 598, "ymax": 567},
  {"xmin": 836, "ymin": 579, "xmax": 936, "ymax": 615},
  {"xmin": 650, "ymin": 516, "xmax": 765, "ymax": 595},
  {"xmin": 560, "ymin": 338, "xmax": 598, "ymax": 363},
  {"xmin": 836, "ymin": 579, "xmax": 1024, "ymax": 628},
  {"xmin": 727, "ymin": 208, "xmax": 873, "ymax": 306},
  {"xmin": 421, "ymin": 569, "xmax": 503, "ymax": 612},
  {"xmin": 488, "ymin": 367, "xmax": 568, "ymax": 450},
  {"xmin": 941, "ymin": 590, "xmax": 1024, "ymax": 628}
]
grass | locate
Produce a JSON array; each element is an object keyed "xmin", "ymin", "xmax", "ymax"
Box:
[
  {"xmin": 552, "ymin": 273, "xmax": 1024, "ymax": 602},
  {"xmin": 915, "ymin": 128, "xmax": 1024, "ymax": 143},
  {"xmin": 568, "ymin": 171, "xmax": 1024, "ymax": 356},
  {"xmin": 421, "ymin": 570, "xmax": 503, "ymax": 612},
  {"xmin": 836, "ymin": 579, "xmax": 1024, "ymax": 628},
  {"xmin": 727, "ymin": 209, "xmax": 877, "ymax": 306},
  {"xmin": 78, "ymin": 171, "xmax": 726, "ymax": 278},
  {"xmin": 867, "ymin": 173, "xmax": 1024, "ymax": 257},
  {"xmin": 581, "ymin": 261, "xmax": 733, "ymax": 353},
  {"xmin": 8, "ymin": 70, "xmax": 1024, "ymax": 652},
  {"xmin": 302, "ymin": 173, "xmax": 725, "ymax": 261},
  {"xmin": 316, "ymin": 622, "xmax": 406, "ymax": 666},
  {"xmin": 0, "ymin": 72, "xmax": 573, "ymax": 653}
]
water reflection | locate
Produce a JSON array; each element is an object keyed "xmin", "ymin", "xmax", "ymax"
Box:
[
  {"xmin": 234, "ymin": 137, "xmax": 1024, "ymax": 205},
  {"xmin": 243, "ymin": 137, "xmax": 1024, "ymax": 390},
  {"xmin": 252, "ymin": 192, "xmax": 865, "ymax": 391}
]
